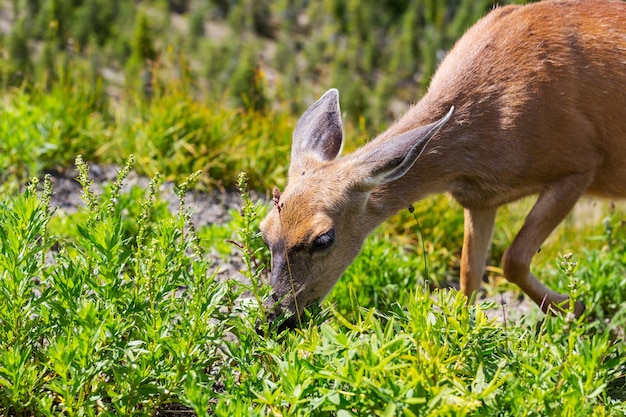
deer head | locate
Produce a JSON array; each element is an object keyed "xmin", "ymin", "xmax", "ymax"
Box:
[{"xmin": 259, "ymin": 89, "xmax": 453, "ymax": 326}]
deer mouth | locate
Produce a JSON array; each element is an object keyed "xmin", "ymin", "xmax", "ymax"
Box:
[{"xmin": 258, "ymin": 296, "xmax": 300, "ymax": 334}]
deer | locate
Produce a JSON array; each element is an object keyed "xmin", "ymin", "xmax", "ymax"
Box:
[{"xmin": 259, "ymin": 0, "xmax": 626, "ymax": 328}]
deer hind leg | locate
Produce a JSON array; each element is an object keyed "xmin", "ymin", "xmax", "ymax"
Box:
[
  {"xmin": 502, "ymin": 174, "xmax": 591, "ymax": 316},
  {"xmin": 461, "ymin": 208, "xmax": 497, "ymax": 301}
]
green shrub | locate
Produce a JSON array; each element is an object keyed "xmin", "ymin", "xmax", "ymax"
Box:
[
  {"xmin": 111, "ymin": 77, "xmax": 292, "ymax": 190},
  {"xmin": 1, "ymin": 164, "xmax": 626, "ymax": 415},
  {"xmin": 0, "ymin": 163, "xmax": 235, "ymax": 415},
  {"xmin": 0, "ymin": 70, "xmax": 108, "ymax": 190}
]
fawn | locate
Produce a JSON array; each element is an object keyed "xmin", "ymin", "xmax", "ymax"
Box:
[{"xmin": 260, "ymin": 0, "xmax": 626, "ymax": 326}]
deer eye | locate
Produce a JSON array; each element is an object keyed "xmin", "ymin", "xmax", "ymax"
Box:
[{"xmin": 313, "ymin": 229, "xmax": 335, "ymax": 250}]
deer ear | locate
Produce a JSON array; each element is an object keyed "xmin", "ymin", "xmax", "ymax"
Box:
[
  {"xmin": 354, "ymin": 107, "xmax": 454, "ymax": 189},
  {"xmin": 291, "ymin": 89, "xmax": 344, "ymax": 167}
]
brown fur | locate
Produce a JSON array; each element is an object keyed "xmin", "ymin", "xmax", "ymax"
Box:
[{"xmin": 260, "ymin": 0, "xmax": 626, "ymax": 324}]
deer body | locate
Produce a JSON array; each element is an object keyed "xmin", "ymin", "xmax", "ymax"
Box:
[{"xmin": 260, "ymin": 0, "xmax": 626, "ymax": 325}]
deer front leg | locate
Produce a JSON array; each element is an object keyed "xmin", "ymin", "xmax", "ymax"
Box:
[
  {"xmin": 460, "ymin": 208, "xmax": 497, "ymax": 301},
  {"xmin": 502, "ymin": 174, "xmax": 591, "ymax": 316}
]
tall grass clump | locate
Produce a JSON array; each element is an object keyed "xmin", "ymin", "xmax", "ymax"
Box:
[
  {"xmin": 0, "ymin": 158, "xmax": 235, "ymax": 415},
  {"xmin": 0, "ymin": 67, "xmax": 296, "ymax": 193},
  {"xmin": 0, "ymin": 70, "xmax": 108, "ymax": 190},
  {"xmin": 109, "ymin": 68, "xmax": 294, "ymax": 191},
  {"xmin": 554, "ymin": 211, "xmax": 626, "ymax": 327}
]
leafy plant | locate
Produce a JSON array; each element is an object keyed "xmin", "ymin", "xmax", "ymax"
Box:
[
  {"xmin": 1, "ymin": 2, "xmax": 625, "ymax": 410},
  {"xmin": 0, "ymin": 159, "xmax": 234, "ymax": 415},
  {"xmin": 1, "ymin": 162, "xmax": 626, "ymax": 415}
]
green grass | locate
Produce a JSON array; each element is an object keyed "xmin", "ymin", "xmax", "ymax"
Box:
[
  {"xmin": 1, "ymin": 79, "xmax": 625, "ymax": 416},
  {"xmin": 1, "ymin": 0, "xmax": 528, "ymax": 128},
  {"xmin": 0, "ymin": 73, "xmax": 298, "ymax": 193},
  {"xmin": 0, "ymin": 161, "xmax": 625, "ymax": 416},
  {"xmin": 0, "ymin": 165, "xmax": 236, "ymax": 416},
  {"xmin": 2, "ymin": 1, "xmax": 625, "ymax": 414}
]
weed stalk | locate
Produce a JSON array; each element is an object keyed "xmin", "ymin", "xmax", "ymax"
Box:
[
  {"xmin": 408, "ymin": 204, "xmax": 429, "ymax": 291},
  {"xmin": 74, "ymin": 155, "xmax": 98, "ymax": 222},
  {"xmin": 235, "ymin": 172, "xmax": 270, "ymax": 329}
]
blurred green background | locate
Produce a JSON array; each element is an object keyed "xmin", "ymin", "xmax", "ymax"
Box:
[{"xmin": 0, "ymin": 0, "xmax": 531, "ymax": 191}]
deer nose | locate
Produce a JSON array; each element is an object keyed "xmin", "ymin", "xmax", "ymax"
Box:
[
  {"xmin": 256, "ymin": 299, "xmax": 300, "ymax": 335},
  {"xmin": 255, "ymin": 315, "xmax": 299, "ymax": 335}
]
